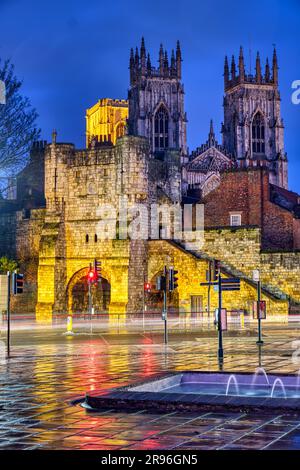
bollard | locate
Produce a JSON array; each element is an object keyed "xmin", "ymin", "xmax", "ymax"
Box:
[{"xmin": 63, "ymin": 315, "xmax": 75, "ymax": 336}]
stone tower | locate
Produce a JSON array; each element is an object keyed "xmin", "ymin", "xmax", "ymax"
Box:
[
  {"xmin": 222, "ymin": 47, "xmax": 288, "ymax": 188},
  {"xmin": 127, "ymin": 38, "xmax": 187, "ymax": 160}
]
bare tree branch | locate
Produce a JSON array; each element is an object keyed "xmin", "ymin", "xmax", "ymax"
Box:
[{"xmin": 0, "ymin": 59, "xmax": 40, "ymax": 181}]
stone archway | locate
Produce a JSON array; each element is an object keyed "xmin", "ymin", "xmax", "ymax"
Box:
[{"xmin": 67, "ymin": 267, "xmax": 111, "ymax": 314}]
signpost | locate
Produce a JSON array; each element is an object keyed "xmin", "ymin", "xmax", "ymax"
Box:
[
  {"xmin": 201, "ymin": 261, "xmax": 240, "ymax": 361},
  {"xmin": 6, "ymin": 271, "xmax": 11, "ymax": 358},
  {"xmin": 253, "ymin": 270, "xmax": 264, "ymax": 345}
]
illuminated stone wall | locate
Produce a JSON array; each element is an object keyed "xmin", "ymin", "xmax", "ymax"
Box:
[
  {"xmin": 86, "ymin": 98, "xmax": 128, "ymax": 147},
  {"xmin": 148, "ymin": 240, "xmax": 288, "ymax": 317}
]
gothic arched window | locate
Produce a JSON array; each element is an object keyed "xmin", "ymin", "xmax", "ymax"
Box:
[
  {"xmin": 116, "ymin": 122, "xmax": 125, "ymax": 140},
  {"xmin": 252, "ymin": 113, "xmax": 265, "ymax": 154},
  {"xmin": 154, "ymin": 105, "xmax": 169, "ymax": 151}
]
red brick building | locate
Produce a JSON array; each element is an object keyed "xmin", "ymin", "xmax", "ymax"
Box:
[{"xmin": 202, "ymin": 166, "xmax": 300, "ymax": 250}]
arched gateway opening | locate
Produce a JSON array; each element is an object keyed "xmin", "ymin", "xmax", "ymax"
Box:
[{"xmin": 67, "ymin": 268, "xmax": 111, "ymax": 314}]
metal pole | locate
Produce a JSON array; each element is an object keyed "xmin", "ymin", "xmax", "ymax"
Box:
[
  {"xmin": 142, "ymin": 274, "xmax": 145, "ymax": 331},
  {"xmin": 6, "ymin": 271, "xmax": 11, "ymax": 358},
  {"xmin": 257, "ymin": 280, "xmax": 264, "ymax": 345},
  {"xmin": 207, "ymin": 260, "xmax": 211, "ymax": 321},
  {"xmin": 163, "ymin": 266, "xmax": 168, "ymax": 345},
  {"xmin": 218, "ymin": 269, "xmax": 224, "ymax": 360}
]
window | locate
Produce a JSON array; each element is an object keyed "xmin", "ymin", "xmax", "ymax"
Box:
[
  {"xmin": 94, "ymin": 234, "xmax": 98, "ymax": 243},
  {"xmin": 230, "ymin": 214, "xmax": 242, "ymax": 227},
  {"xmin": 252, "ymin": 113, "xmax": 265, "ymax": 154},
  {"xmin": 85, "ymin": 234, "xmax": 89, "ymax": 243},
  {"xmin": 116, "ymin": 122, "xmax": 125, "ymax": 140},
  {"xmin": 154, "ymin": 105, "xmax": 169, "ymax": 151}
]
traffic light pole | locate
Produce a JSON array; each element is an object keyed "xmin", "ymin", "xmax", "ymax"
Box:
[
  {"xmin": 6, "ymin": 271, "xmax": 11, "ymax": 358},
  {"xmin": 163, "ymin": 266, "xmax": 168, "ymax": 345},
  {"xmin": 218, "ymin": 270, "xmax": 224, "ymax": 361}
]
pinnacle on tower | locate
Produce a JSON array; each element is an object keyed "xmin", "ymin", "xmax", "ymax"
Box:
[
  {"xmin": 176, "ymin": 40, "xmax": 182, "ymax": 79},
  {"xmin": 231, "ymin": 55, "xmax": 236, "ymax": 80},
  {"xmin": 159, "ymin": 44, "xmax": 164, "ymax": 75},
  {"xmin": 129, "ymin": 48, "xmax": 135, "ymax": 84},
  {"xmin": 147, "ymin": 53, "xmax": 151, "ymax": 74},
  {"xmin": 224, "ymin": 55, "xmax": 229, "ymax": 88},
  {"xmin": 255, "ymin": 51, "xmax": 262, "ymax": 83},
  {"xmin": 135, "ymin": 47, "xmax": 139, "ymax": 67},
  {"xmin": 163, "ymin": 50, "xmax": 169, "ymax": 76},
  {"xmin": 265, "ymin": 57, "xmax": 270, "ymax": 82},
  {"xmin": 140, "ymin": 37, "xmax": 146, "ymax": 74},
  {"xmin": 208, "ymin": 119, "xmax": 216, "ymax": 146},
  {"xmin": 140, "ymin": 37, "xmax": 146, "ymax": 57},
  {"xmin": 170, "ymin": 49, "xmax": 176, "ymax": 77},
  {"xmin": 238, "ymin": 46, "xmax": 245, "ymax": 82},
  {"xmin": 272, "ymin": 47, "xmax": 278, "ymax": 84}
]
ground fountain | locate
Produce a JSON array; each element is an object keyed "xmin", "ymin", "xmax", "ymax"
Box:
[{"xmin": 82, "ymin": 369, "xmax": 300, "ymax": 413}]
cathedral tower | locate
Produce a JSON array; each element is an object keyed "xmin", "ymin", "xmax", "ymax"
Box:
[
  {"xmin": 127, "ymin": 38, "xmax": 187, "ymax": 160},
  {"xmin": 222, "ymin": 47, "xmax": 288, "ymax": 188}
]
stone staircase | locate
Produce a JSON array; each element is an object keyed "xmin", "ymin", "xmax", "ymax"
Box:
[{"xmin": 167, "ymin": 239, "xmax": 290, "ymax": 302}]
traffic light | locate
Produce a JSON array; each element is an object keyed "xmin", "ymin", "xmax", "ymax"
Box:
[
  {"xmin": 94, "ymin": 259, "xmax": 101, "ymax": 278},
  {"xmin": 87, "ymin": 267, "xmax": 97, "ymax": 284},
  {"xmin": 144, "ymin": 282, "xmax": 151, "ymax": 293},
  {"xmin": 212, "ymin": 260, "xmax": 220, "ymax": 281},
  {"xmin": 12, "ymin": 272, "xmax": 24, "ymax": 294},
  {"xmin": 169, "ymin": 268, "xmax": 179, "ymax": 291},
  {"xmin": 156, "ymin": 275, "xmax": 166, "ymax": 291}
]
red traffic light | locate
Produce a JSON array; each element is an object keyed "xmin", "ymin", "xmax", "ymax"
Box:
[
  {"xmin": 144, "ymin": 282, "xmax": 151, "ymax": 293},
  {"xmin": 87, "ymin": 269, "xmax": 97, "ymax": 283}
]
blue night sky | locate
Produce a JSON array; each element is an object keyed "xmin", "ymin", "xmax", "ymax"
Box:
[{"xmin": 0, "ymin": 0, "xmax": 299, "ymax": 191}]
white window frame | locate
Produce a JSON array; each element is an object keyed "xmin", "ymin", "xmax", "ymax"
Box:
[{"xmin": 230, "ymin": 213, "xmax": 242, "ymax": 227}]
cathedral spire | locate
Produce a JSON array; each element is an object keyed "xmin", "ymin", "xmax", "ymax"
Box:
[
  {"xmin": 238, "ymin": 46, "xmax": 245, "ymax": 82},
  {"xmin": 208, "ymin": 119, "xmax": 216, "ymax": 146},
  {"xmin": 159, "ymin": 44, "xmax": 164, "ymax": 75},
  {"xmin": 224, "ymin": 55, "xmax": 229, "ymax": 88},
  {"xmin": 265, "ymin": 57, "xmax": 270, "ymax": 82},
  {"xmin": 231, "ymin": 55, "xmax": 236, "ymax": 80},
  {"xmin": 176, "ymin": 40, "xmax": 182, "ymax": 79},
  {"xmin": 272, "ymin": 47, "xmax": 278, "ymax": 85},
  {"xmin": 255, "ymin": 52, "xmax": 262, "ymax": 83}
]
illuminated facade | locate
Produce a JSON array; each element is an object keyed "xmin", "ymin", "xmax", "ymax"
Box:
[
  {"xmin": 86, "ymin": 98, "xmax": 128, "ymax": 147},
  {"xmin": 1, "ymin": 39, "xmax": 299, "ymax": 322}
]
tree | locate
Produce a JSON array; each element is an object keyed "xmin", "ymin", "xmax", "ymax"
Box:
[
  {"xmin": 0, "ymin": 256, "xmax": 18, "ymax": 274},
  {"xmin": 0, "ymin": 59, "xmax": 40, "ymax": 183}
]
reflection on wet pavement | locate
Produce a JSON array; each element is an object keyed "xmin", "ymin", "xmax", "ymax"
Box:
[{"xmin": 1, "ymin": 327, "xmax": 300, "ymax": 449}]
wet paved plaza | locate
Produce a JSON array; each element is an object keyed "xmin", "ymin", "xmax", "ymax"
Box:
[{"xmin": 1, "ymin": 321, "xmax": 300, "ymax": 450}]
